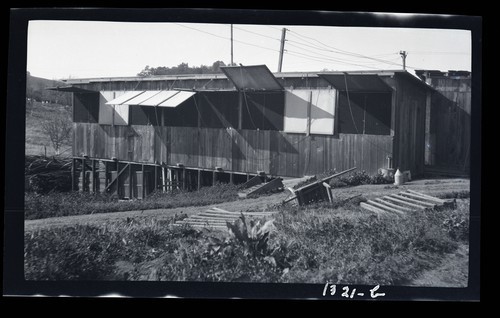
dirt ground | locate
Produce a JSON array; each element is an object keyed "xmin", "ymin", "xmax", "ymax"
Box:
[
  {"xmin": 25, "ymin": 177, "xmax": 470, "ymax": 231},
  {"xmin": 408, "ymin": 243, "xmax": 469, "ymax": 288}
]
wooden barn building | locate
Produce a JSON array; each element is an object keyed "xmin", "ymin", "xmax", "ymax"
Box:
[{"xmin": 50, "ymin": 65, "xmax": 470, "ymax": 199}]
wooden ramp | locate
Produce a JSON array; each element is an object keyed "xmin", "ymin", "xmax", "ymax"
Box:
[
  {"xmin": 238, "ymin": 177, "xmax": 284, "ymax": 198},
  {"xmin": 360, "ymin": 190, "xmax": 456, "ymax": 217},
  {"xmin": 173, "ymin": 207, "xmax": 276, "ymax": 231}
]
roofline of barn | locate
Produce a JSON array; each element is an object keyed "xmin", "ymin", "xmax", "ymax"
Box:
[{"xmin": 63, "ymin": 69, "xmax": 431, "ymax": 88}]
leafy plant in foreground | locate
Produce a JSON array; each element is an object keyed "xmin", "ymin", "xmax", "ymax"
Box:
[{"xmin": 225, "ymin": 214, "xmax": 276, "ymax": 259}]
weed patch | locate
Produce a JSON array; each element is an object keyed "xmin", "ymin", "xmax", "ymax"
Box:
[
  {"xmin": 25, "ymin": 199, "xmax": 469, "ymax": 285},
  {"xmin": 25, "ymin": 183, "xmax": 239, "ymax": 220}
]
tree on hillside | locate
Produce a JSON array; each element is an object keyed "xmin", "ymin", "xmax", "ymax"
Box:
[
  {"xmin": 41, "ymin": 114, "xmax": 72, "ymax": 156},
  {"xmin": 137, "ymin": 61, "xmax": 227, "ymax": 77}
]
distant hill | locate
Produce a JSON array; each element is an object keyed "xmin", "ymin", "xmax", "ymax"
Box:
[
  {"xmin": 25, "ymin": 72, "xmax": 72, "ymax": 157},
  {"xmin": 26, "ymin": 72, "xmax": 72, "ymax": 105}
]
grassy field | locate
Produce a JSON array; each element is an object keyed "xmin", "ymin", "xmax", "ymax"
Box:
[{"xmin": 24, "ymin": 179, "xmax": 470, "ymax": 286}]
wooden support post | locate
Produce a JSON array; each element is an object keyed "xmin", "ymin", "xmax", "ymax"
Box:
[
  {"xmin": 91, "ymin": 159, "xmax": 96, "ymax": 193},
  {"xmin": 142, "ymin": 164, "xmax": 145, "ymax": 199},
  {"xmin": 167, "ymin": 168, "xmax": 171, "ymax": 191},
  {"xmin": 197, "ymin": 169, "xmax": 202, "ymax": 190},
  {"xmin": 81, "ymin": 158, "xmax": 86, "ymax": 192},
  {"xmin": 162, "ymin": 167, "xmax": 166, "ymax": 192},
  {"xmin": 104, "ymin": 161, "xmax": 109, "ymax": 188},
  {"xmin": 212, "ymin": 170, "xmax": 217, "ymax": 186},
  {"xmin": 154, "ymin": 165, "xmax": 158, "ymax": 191},
  {"xmin": 246, "ymin": 172, "xmax": 250, "ymax": 182},
  {"xmin": 176, "ymin": 169, "xmax": 180, "ymax": 190},
  {"xmin": 238, "ymin": 92, "xmax": 243, "ymax": 129},
  {"xmin": 71, "ymin": 158, "xmax": 75, "ymax": 191},
  {"xmin": 182, "ymin": 168, "xmax": 186, "ymax": 190},
  {"xmin": 116, "ymin": 162, "xmax": 121, "ymax": 198},
  {"xmin": 230, "ymin": 172, "xmax": 234, "ymax": 184},
  {"xmin": 129, "ymin": 163, "xmax": 133, "ymax": 199},
  {"xmin": 306, "ymin": 90, "xmax": 312, "ymax": 136}
]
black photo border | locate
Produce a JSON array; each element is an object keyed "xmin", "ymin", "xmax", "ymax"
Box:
[{"xmin": 4, "ymin": 6, "xmax": 482, "ymax": 302}]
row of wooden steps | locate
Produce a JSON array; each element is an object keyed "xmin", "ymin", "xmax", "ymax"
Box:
[
  {"xmin": 360, "ymin": 189, "xmax": 456, "ymax": 217},
  {"xmin": 237, "ymin": 176, "xmax": 284, "ymax": 198},
  {"xmin": 173, "ymin": 207, "xmax": 276, "ymax": 231}
]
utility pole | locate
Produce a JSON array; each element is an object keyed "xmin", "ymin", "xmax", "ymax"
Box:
[
  {"xmin": 278, "ymin": 28, "xmax": 287, "ymax": 72},
  {"xmin": 399, "ymin": 50, "xmax": 407, "ymax": 70},
  {"xmin": 230, "ymin": 24, "xmax": 234, "ymax": 66}
]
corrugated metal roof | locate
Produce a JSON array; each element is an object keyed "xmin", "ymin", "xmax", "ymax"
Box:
[
  {"xmin": 221, "ymin": 65, "xmax": 283, "ymax": 91},
  {"xmin": 45, "ymin": 85, "xmax": 96, "ymax": 93},
  {"xmin": 157, "ymin": 91, "xmax": 196, "ymax": 107},
  {"xmin": 318, "ymin": 74, "xmax": 392, "ymax": 92},
  {"xmin": 106, "ymin": 91, "xmax": 145, "ymax": 105},
  {"xmin": 139, "ymin": 90, "xmax": 180, "ymax": 106}
]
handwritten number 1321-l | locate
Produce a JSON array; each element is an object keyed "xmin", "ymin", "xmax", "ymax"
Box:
[{"xmin": 322, "ymin": 283, "xmax": 386, "ymax": 299}]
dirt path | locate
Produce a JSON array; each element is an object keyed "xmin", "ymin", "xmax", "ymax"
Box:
[
  {"xmin": 25, "ymin": 178, "xmax": 469, "ymax": 232},
  {"xmin": 24, "ymin": 190, "xmax": 290, "ymax": 232},
  {"xmin": 409, "ymin": 243, "xmax": 469, "ymax": 287}
]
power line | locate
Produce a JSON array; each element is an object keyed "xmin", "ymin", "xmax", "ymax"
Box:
[
  {"xmin": 266, "ymin": 25, "xmax": 283, "ymax": 32},
  {"xmin": 287, "ymin": 29, "xmax": 417, "ymax": 69},
  {"xmin": 409, "ymin": 51, "xmax": 470, "ymax": 55},
  {"xmin": 286, "ymin": 50, "xmax": 382, "ymax": 70},
  {"xmin": 175, "ymin": 23, "xmax": 279, "ymax": 53},
  {"xmin": 286, "ymin": 41, "xmax": 391, "ymax": 67},
  {"xmin": 233, "ymin": 26, "xmax": 281, "ymax": 42}
]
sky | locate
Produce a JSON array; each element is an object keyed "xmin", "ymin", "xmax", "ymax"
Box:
[{"xmin": 26, "ymin": 20, "xmax": 472, "ymax": 80}]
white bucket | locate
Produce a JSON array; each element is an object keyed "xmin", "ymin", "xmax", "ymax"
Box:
[{"xmin": 394, "ymin": 169, "xmax": 404, "ymax": 185}]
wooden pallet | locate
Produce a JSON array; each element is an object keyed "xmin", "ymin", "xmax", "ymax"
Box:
[
  {"xmin": 360, "ymin": 189, "xmax": 456, "ymax": 217},
  {"xmin": 173, "ymin": 207, "xmax": 276, "ymax": 231}
]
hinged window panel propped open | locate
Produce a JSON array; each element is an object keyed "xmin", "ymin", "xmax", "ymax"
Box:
[
  {"xmin": 105, "ymin": 91, "xmax": 145, "ymax": 105},
  {"xmin": 157, "ymin": 91, "xmax": 196, "ymax": 107},
  {"xmin": 221, "ymin": 65, "xmax": 283, "ymax": 91},
  {"xmin": 139, "ymin": 90, "xmax": 180, "ymax": 106}
]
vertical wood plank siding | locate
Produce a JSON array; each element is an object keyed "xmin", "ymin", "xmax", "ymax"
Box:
[
  {"xmin": 429, "ymin": 92, "xmax": 470, "ymax": 173},
  {"xmin": 388, "ymin": 74, "xmax": 427, "ymax": 176},
  {"xmin": 427, "ymin": 77, "xmax": 471, "ymax": 174},
  {"xmin": 74, "ymin": 123, "xmax": 392, "ymax": 177}
]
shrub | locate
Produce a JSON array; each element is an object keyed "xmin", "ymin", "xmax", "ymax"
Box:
[
  {"xmin": 337, "ymin": 170, "xmax": 372, "ymax": 186},
  {"xmin": 329, "ymin": 170, "xmax": 392, "ymax": 188},
  {"xmin": 369, "ymin": 173, "xmax": 394, "ymax": 185},
  {"xmin": 441, "ymin": 200, "xmax": 470, "ymax": 241}
]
